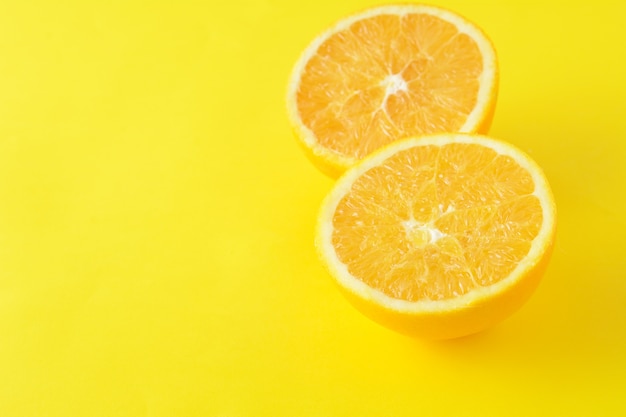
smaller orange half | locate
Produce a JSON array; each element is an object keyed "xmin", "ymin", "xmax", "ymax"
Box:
[{"xmin": 287, "ymin": 4, "xmax": 499, "ymax": 177}]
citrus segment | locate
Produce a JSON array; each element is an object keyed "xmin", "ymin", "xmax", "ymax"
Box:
[
  {"xmin": 316, "ymin": 134, "xmax": 556, "ymax": 339},
  {"xmin": 287, "ymin": 5, "xmax": 498, "ymax": 177}
]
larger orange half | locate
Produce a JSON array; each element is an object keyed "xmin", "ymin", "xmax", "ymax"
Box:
[{"xmin": 316, "ymin": 134, "xmax": 556, "ymax": 339}]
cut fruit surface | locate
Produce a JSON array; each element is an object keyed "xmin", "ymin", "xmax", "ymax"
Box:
[
  {"xmin": 287, "ymin": 4, "xmax": 498, "ymax": 177},
  {"xmin": 316, "ymin": 134, "xmax": 556, "ymax": 339}
]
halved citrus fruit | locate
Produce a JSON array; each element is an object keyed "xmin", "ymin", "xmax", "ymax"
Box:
[
  {"xmin": 287, "ymin": 4, "xmax": 498, "ymax": 178},
  {"xmin": 316, "ymin": 134, "xmax": 556, "ymax": 339}
]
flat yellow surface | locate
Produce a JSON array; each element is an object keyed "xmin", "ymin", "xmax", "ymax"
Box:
[{"xmin": 0, "ymin": 1, "xmax": 624, "ymax": 415}]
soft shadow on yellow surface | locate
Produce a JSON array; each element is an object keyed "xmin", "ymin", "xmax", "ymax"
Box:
[{"xmin": 0, "ymin": 0, "xmax": 625, "ymax": 416}]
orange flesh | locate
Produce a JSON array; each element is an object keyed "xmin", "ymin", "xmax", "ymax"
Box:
[
  {"xmin": 297, "ymin": 13, "xmax": 483, "ymax": 159},
  {"xmin": 331, "ymin": 144, "xmax": 543, "ymax": 302}
]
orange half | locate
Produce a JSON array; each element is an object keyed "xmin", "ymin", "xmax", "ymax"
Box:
[
  {"xmin": 316, "ymin": 134, "xmax": 557, "ymax": 339},
  {"xmin": 287, "ymin": 5, "xmax": 499, "ymax": 177}
]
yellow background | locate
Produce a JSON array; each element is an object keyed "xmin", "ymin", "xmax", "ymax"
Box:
[{"xmin": 1, "ymin": 0, "xmax": 624, "ymax": 415}]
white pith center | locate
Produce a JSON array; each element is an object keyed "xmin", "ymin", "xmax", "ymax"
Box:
[
  {"xmin": 380, "ymin": 74, "xmax": 409, "ymax": 101},
  {"xmin": 378, "ymin": 73, "xmax": 409, "ymax": 113},
  {"xmin": 402, "ymin": 218, "xmax": 446, "ymax": 247},
  {"xmin": 381, "ymin": 73, "xmax": 408, "ymax": 96}
]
